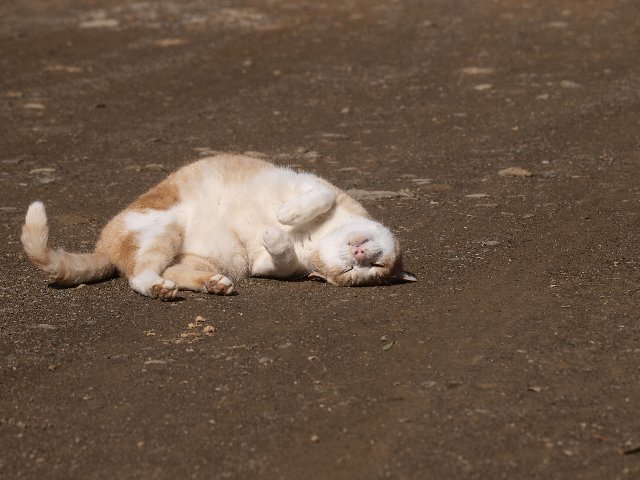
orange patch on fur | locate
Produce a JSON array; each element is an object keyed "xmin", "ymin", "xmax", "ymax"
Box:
[
  {"xmin": 310, "ymin": 252, "xmax": 352, "ymax": 286},
  {"xmin": 96, "ymin": 219, "xmax": 138, "ymax": 277},
  {"xmin": 129, "ymin": 179, "xmax": 180, "ymax": 211},
  {"xmin": 163, "ymin": 264, "xmax": 216, "ymax": 292},
  {"xmin": 175, "ymin": 253, "xmax": 220, "ymax": 272}
]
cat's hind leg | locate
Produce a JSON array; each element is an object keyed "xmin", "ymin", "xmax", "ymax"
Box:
[
  {"xmin": 277, "ymin": 182, "xmax": 336, "ymax": 226},
  {"xmin": 162, "ymin": 256, "xmax": 235, "ymax": 295},
  {"xmin": 252, "ymin": 227, "xmax": 300, "ymax": 277},
  {"xmin": 115, "ymin": 210, "xmax": 183, "ymax": 300}
]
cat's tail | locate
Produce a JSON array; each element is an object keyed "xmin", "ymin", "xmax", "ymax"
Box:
[{"xmin": 21, "ymin": 201, "xmax": 116, "ymax": 285}]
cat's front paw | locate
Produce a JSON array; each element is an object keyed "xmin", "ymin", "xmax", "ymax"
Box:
[
  {"xmin": 205, "ymin": 274, "xmax": 235, "ymax": 296},
  {"xmin": 262, "ymin": 227, "xmax": 293, "ymax": 256},
  {"xmin": 150, "ymin": 279, "xmax": 178, "ymax": 301},
  {"xmin": 277, "ymin": 203, "xmax": 304, "ymax": 226}
]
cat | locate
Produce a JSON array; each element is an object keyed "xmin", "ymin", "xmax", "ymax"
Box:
[{"xmin": 21, "ymin": 154, "xmax": 416, "ymax": 300}]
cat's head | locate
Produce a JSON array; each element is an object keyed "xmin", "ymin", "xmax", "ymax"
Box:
[{"xmin": 309, "ymin": 218, "xmax": 416, "ymax": 286}]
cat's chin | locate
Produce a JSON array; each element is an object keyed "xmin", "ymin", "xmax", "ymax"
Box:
[
  {"xmin": 306, "ymin": 270, "xmax": 356, "ymax": 286},
  {"xmin": 307, "ymin": 263, "xmax": 417, "ymax": 287}
]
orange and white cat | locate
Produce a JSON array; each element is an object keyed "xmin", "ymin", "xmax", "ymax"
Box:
[{"xmin": 22, "ymin": 154, "xmax": 416, "ymax": 300}]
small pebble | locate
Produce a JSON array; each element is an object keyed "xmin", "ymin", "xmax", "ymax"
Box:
[
  {"xmin": 498, "ymin": 166, "xmax": 533, "ymax": 177},
  {"xmin": 465, "ymin": 193, "xmax": 489, "ymax": 198},
  {"xmin": 36, "ymin": 324, "xmax": 57, "ymax": 330},
  {"xmin": 347, "ymin": 189, "xmax": 413, "ymax": 200},
  {"xmin": 310, "ymin": 434, "xmax": 319, "ymax": 443},
  {"xmin": 154, "ymin": 38, "xmax": 188, "ymax": 47},
  {"xmin": 203, "ymin": 325, "xmax": 215, "ymax": 335},
  {"xmin": 44, "ymin": 64, "xmax": 82, "ymax": 73},
  {"xmin": 23, "ymin": 103, "xmax": 45, "ymax": 110},
  {"xmin": 560, "ymin": 80, "xmax": 581, "ymax": 89},
  {"xmin": 79, "ymin": 19, "xmax": 119, "ymax": 29},
  {"xmin": 410, "ymin": 178, "xmax": 432, "ymax": 185},
  {"xmin": 462, "ymin": 67, "xmax": 494, "ymax": 75},
  {"xmin": 481, "ymin": 240, "xmax": 501, "ymax": 247},
  {"xmin": 144, "ymin": 359, "xmax": 167, "ymax": 365}
]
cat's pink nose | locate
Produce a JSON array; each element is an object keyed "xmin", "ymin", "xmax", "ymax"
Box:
[{"xmin": 354, "ymin": 246, "xmax": 367, "ymax": 260}]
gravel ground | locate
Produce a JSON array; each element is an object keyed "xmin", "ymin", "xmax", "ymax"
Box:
[{"xmin": 1, "ymin": 1, "xmax": 639, "ymax": 478}]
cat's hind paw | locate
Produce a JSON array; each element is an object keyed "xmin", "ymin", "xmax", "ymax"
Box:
[
  {"xmin": 150, "ymin": 279, "xmax": 178, "ymax": 301},
  {"xmin": 205, "ymin": 274, "xmax": 235, "ymax": 296},
  {"xmin": 262, "ymin": 227, "xmax": 293, "ymax": 256}
]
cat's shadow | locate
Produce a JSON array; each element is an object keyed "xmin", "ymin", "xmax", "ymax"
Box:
[
  {"xmin": 47, "ymin": 279, "xmax": 191, "ymax": 302},
  {"xmin": 48, "ymin": 279, "xmax": 108, "ymax": 290},
  {"xmin": 47, "ymin": 272, "xmax": 415, "ymax": 299},
  {"xmin": 273, "ymin": 273, "xmax": 417, "ymax": 286}
]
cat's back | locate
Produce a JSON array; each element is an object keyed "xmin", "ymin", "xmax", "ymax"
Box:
[
  {"xmin": 175, "ymin": 154, "xmax": 271, "ymax": 192},
  {"xmin": 182, "ymin": 154, "xmax": 369, "ymax": 222},
  {"xmin": 126, "ymin": 153, "xmax": 364, "ymax": 220},
  {"xmin": 179, "ymin": 154, "xmax": 307, "ymax": 205}
]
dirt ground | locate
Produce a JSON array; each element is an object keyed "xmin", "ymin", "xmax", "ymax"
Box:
[{"xmin": 1, "ymin": 0, "xmax": 639, "ymax": 478}]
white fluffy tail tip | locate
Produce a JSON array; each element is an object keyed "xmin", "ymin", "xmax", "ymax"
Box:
[{"xmin": 25, "ymin": 201, "xmax": 47, "ymax": 225}]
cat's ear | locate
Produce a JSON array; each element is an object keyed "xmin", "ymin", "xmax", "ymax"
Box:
[
  {"xmin": 308, "ymin": 271, "xmax": 327, "ymax": 282},
  {"xmin": 394, "ymin": 271, "xmax": 417, "ymax": 283},
  {"xmin": 390, "ymin": 261, "xmax": 417, "ymax": 283}
]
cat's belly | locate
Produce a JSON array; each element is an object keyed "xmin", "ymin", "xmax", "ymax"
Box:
[{"xmin": 181, "ymin": 223, "xmax": 249, "ymax": 277}]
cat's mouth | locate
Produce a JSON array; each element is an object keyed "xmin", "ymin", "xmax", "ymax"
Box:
[
  {"xmin": 340, "ymin": 261, "xmax": 385, "ymax": 277},
  {"xmin": 349, "ymin": 244, "xmax": 383, "ymax": 265}
]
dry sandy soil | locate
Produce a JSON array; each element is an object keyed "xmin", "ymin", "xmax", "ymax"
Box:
[{"xmin": 1, "ymin": 1, "xmax": 639, "ymax": 478}]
